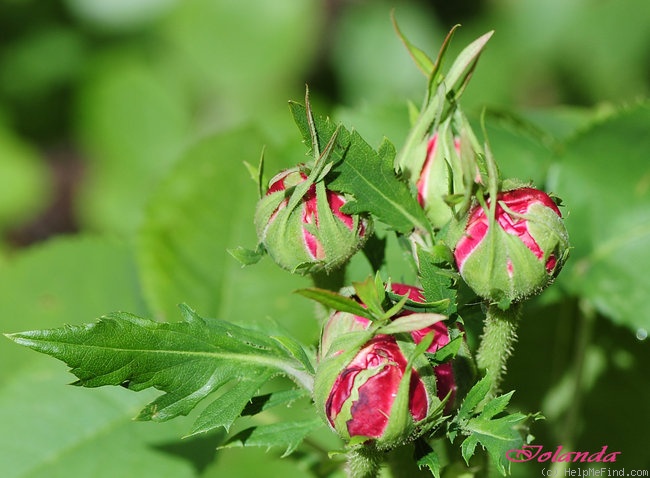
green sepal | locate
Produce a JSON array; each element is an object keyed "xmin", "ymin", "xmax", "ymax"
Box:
[
  {"xmin": 425, "ymin": 333, "xmax": 463, "ymax": 366},
  {"xmin": 254, "ymin": 187, "xmax": 315, "ymax": 271},
  {"xmin": 243, "ymin": 145, "xmax": 265, "ymax": 198},
  {"xmin": 391, "ymin": 11, "xmax": 436, "ymax": 76},
  {"xmin": 385, "ymin": 290, "xmax": 451, "ymax": 315},
  {"xmin": 352, "ymin": 274, "xmax": 386, "ymax": 318},
  {"xmin": 393, "ymin": 27, "xmax": 494, "ymax": 229},
  {"xmin": 295, "ymin": 287, "xmax": 374, "ymax": 320},
  {"xmin": 378, "ymin": 313, "xmax": 446, "ymax": 336},
  {"xmin": 227, "ymin": 243, "xmax": 266, "ymax": 266},
  {"xmin": 443, "ymin": 30, "xmax": 494, "ymax": 101}
]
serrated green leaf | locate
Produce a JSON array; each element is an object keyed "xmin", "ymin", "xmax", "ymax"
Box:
[
  {"xmin": 333, "ymin": 134, "xmax": 431, "ymax": 233},
  {"xmin": 6, "ymin": 305, "xmax": 314, "ymax": 436},
  {"xmin": 460, "ymin": 412, "xmax": 527, "ymax": 475},
  {"xmin": 219, "ymin": 418, "xmax": 323, "ymax": 457},
  {"xmin": 456, "ymin": 374, "xmax": 491, "ymax": 423},
  {"xmin": 378, "ymin": 313, "xmax": 445, "ymax": 335},
  {"xmin": 188, "ymin": 371, "xmax": 274, "ymax": 435},
  {"xmin": 241, "ymin": 389, "xmax": 308, "ymax": 417},
  {"xmin": 425, "ymin": 333, "xmax": 463, "ymax": 365},
  {"xmin": 295, "ymin": 287, "xmax": 373, "ymax": 320},
  {"xmin": 415, "ymin": 440, "xmax": 442, "ymax": 478},
  {"xmin": 450, "ymin": 377, "xmax": 527, "ymax": 476},
  {"xmin": 480, "ymin": 390, "xmax": 515, "ymax": 420},
  {"xmin": 418, "ymin": 247, "xmax": 458, "ymax": 316},
  {"xmin": 290, "ymin": 101, "xmax": 430, "ymax": 233}
]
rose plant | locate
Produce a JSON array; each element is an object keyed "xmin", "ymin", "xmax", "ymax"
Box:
[{"xmin": 4, "ymin": 21, "xmax": 570, "ymax": 478}]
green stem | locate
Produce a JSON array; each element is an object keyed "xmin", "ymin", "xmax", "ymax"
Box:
[
  {"xmin": 346, "ymin": 444, "xmax": 383, "ymax": 478},
  {"xmin": 475, "ymin": 302, "xmax": 522, "ymax": 398}
]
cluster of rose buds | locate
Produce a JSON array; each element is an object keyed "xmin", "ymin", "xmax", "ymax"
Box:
[
  {"xmin": 254, "ymin": 164, "xmax": 370, "ymax": 274},
  {"xmin": 250, "ymin": 25, "xmax": 571, "ymax": 456}
]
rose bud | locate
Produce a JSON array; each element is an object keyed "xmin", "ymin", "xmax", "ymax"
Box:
[
  {"xmin": 315, "ymin": 284, "xmax": 457, "ymax": 447},
  {"xmin": 415, "ymin": 133, "xmax": 463, "ymax": 228},
  {"xmin": 454, "ymin": 187, "xmax": 570, "ymax": 305},
  {"xmin": 254, "ymin": 165, "xmax": 370, "ymax": 274}
]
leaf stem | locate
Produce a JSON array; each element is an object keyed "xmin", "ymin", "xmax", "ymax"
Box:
[
  {"xmin": 346, "ymin": 443, "xmax": 383, "ymax": 478},
  {"xmin": 475, "ymin": 302, "xmax": 522, "ymax": 399}
]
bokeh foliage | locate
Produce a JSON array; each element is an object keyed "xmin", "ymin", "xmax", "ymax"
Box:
[{"xmin": 0, "ymin": 1, "xmax": 648, "ymax": 477}]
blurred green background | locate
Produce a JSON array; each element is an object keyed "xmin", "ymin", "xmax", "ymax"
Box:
[{"xmin": 0, "ymin": 1, "xmax": 648, "ymax": 477}]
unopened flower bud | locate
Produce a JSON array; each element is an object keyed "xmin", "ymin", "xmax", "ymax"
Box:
[
  {"xmin": 254, "ymin": 165, "xmax": 370, "ymax": 274},
  {"xmin": 315, "ymin": 284, "xmax": 457, "ymax": 446},
  {"xmin": 454, "ymin": 187, "xmax": 569, "ymax": 304},
  {"xmin": 415, "ymin": 133, "xmax": 463, "ymax": 227}
]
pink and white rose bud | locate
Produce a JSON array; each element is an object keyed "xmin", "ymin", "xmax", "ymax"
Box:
[
  {"xmin": 254, "ymin": 165, "xmax": 370, "ymax": 274},
  {"xmin": 315, "ymin": 284, "xmax": 457, "ymax": 446},
  {"xmin": 413, "ymin": 131, "xmax": 487, "ymax": 230},
  {"xmin": 454, "ymin": 187, "xmax": 569, "ymax": 305},
  {"xmin": 416, "ymin": 134, "xmax": 462, "ymax": 206}
]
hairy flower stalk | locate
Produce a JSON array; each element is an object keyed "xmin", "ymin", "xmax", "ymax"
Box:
[
  {"xmin": 455, "ymin": 187, "xmax": 569, "ymax": 398},
  {"xmin": 475, "ymin": 302, "xmax": 522, "ymax": 398},
  {"xmin": 346, "ymin": 443, "xmax": 382, "ymax": 478}
]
